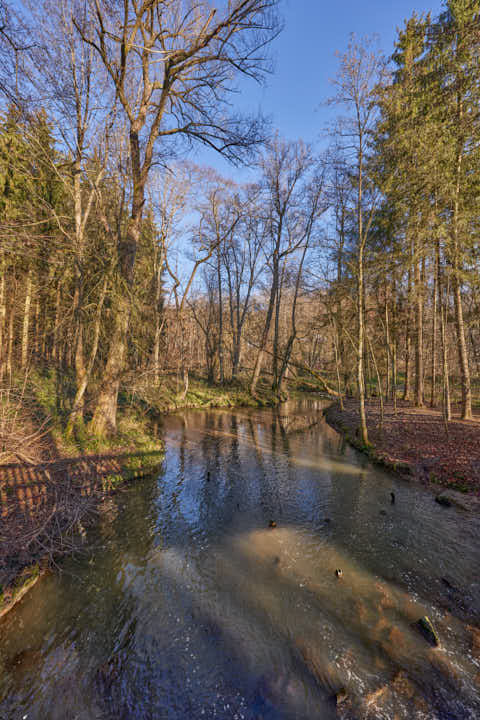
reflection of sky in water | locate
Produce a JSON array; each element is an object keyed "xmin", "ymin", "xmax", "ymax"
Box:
[{"xmin": 1, "ymin": 400, "xmax": 480, "ymax": 720}]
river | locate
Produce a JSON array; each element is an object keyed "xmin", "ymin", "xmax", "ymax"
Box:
[{"xmin": 1, "ymin": 398, "xmax": 479, "ymax": 719}]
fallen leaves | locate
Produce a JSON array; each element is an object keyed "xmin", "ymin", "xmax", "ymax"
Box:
[{"xmin": 327, "ymin": 400, "xmax": 480, "ymax": 496}]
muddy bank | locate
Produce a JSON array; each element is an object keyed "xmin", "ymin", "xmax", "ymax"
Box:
[{"xmin": 324, "ymin": 399, "xmax": 480, "ymax": 511}]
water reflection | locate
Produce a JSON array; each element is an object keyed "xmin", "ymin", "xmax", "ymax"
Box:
[{"xmin": 0, "ymin": 398, "xmax": 479, "ymax": 719}]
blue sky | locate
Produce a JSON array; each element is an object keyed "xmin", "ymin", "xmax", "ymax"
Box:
[{"xmin": 197, "ymin": 0, "xmax": 445, "ymax": 176}]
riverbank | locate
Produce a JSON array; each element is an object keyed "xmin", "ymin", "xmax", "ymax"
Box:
[
  {"xmin": 1, "ymin": 368, "xmax": 280, "ymax": 464},
  {"xmin": 325, "ymin": 399, "xmax": 480, "ymax": 509}
]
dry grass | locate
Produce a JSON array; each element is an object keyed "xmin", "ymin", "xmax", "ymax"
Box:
[{"xmin": 0, "ymin": 382, "xmax": 55, "ymax": 465}]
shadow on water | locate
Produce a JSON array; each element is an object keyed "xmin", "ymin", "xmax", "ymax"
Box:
[{"xmin": 1, "ymin": 397, "xmax": 480, "ymax": 719}]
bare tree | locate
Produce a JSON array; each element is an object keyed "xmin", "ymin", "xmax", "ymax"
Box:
[
  {"xmin": 73, "ymin": 0, "xmax": 280, "ymax": 434},
  {"xmin": 0, "ymin": 0, "xmax": 33, "ymax": 105},
  {"xmin": 223, "ymin": 184, "xmax": 265, "ymax": 380},
  {"xmin": 197, "ymin": 176, "xmax": 239, "ymax": 383},
  {"xmin": 250, "ymin": 137, "xmax": 316, "ymax": 395},
  {"xmin": 149, "ymin": 164, "xmax": 192, "ymax": 380},
  {"xmin": 275, "ymin": 168, "xmax": 328, "ymax": 394},
  {"xmin": 329, "ymin": 36, "xmax": 386, "ymax": 446},
  {"xmin": 165, "ymin": 176, "xmax": 242, "ymax": 400},
  {"xmin": 326, "ymin": 146, "xmax": 355, "ymax": 395}
]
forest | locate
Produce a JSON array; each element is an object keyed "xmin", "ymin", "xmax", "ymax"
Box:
[
  {"xmin": 1, "ymin": 3, "xmax": 480, "ymax": 718},
  {"xmin": 0, "ymin": 0, "xmax": 479, "ymax": 461}
]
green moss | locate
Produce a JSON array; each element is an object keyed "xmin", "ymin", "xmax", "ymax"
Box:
[
  {"xmin": 0, "ymin": 563, "xmax": 41, "ymax": 614},
  {"xmin": 102, "ymin": 473, "xmax": 124, "ymax": 492},
  {"xmin": 98, "ymin": 449, "xmax": 164, "ymax": 491},
  {"xmin": 123, "ymin": 452, "xmax": 163, "ymax": 477},
  {"xmin": 133, "ymin": 373, "xmax": 277, "ymax": 416}
]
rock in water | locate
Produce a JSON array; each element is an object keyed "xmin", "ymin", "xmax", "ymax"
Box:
[
  {"xmin": 435, "ymin": 495, "xmax": 452, "ymax": 508},
  {"xmin": 415, "ymin": 616, "xmax": 440, "ymax": 647}
]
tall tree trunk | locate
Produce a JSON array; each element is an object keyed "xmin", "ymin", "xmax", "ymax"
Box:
[
  {"xmin": 356, "ymin": 129, "xmax": 368, "ymax": 446},
  {"xmin": 53, "ymin": 281, "xmax": 62, "ymax": 365},
  {"xmin": 217, "ymin": 248, "xmax": 224, "ymax": 384},
  {"xmin": 232, "ymin": 335, "xmax": 241, "ymax": 380},
  {"xmin": 90, "ymin": 214, "xmax": 140, "ymax": 434},
  {"xmin": 251, "ymin": 256, "xmax": 278, "ymax": 395},
  {"xmin": 0, "ymin": 267, "xmax": 5, "ymax": 381},
  {"xmin": 70, "ymin": 156, "xmax": 91, "ymax": 422},
  {"xmin": 357, "ymin": 244, "xmax": 368, "ymax": 445},
  {"xmin": 272, "ymin": 286, "xmax": 279, "ymax": 388},
  {"xmin": 441, "ymin": 308, "xmax": 451, "ymax": 423},
  {"xmin": 177, "ymin": 306, "xmax": 190, "ymax": 403},
  {"xmin": 153, "ymin": 319, "xmax": 161, "ymax": 382},
  {"xmin": 362, "ymin": 281, "xmax": 369, "ymax": 397},
  {"xmin": 337, "ymin": 303, "xmax": 348, "ymax": 393},
  {"xmin": 391, "ymin": 275, "xmax": 398, "ymax": 411},
  {"xmin": 336, "ymin": 238, "xmax": 348, "ymax": 393},
  {"xmin": 152, "ymin": 247, "xmax": 165, "ymax": 382},
  {"xmin": 90, "ymin": 293, "xmax": 130, "ymax": 434},
  {"xmin": 414, "ymin": 246, "xmax": 424, "ymax": 407},
  {"xmin": 430, "ymin": 243, "xmax": 439, "ymax": 407},
  {"xmin": 439, "ymin": 258, "xmax": 451, "ymax": 422},
  {"xmin": 368, "ymin": 334, "xmax": 384, "ymax": 433},
  {"xmin": 225, "ymin": 262, "xmax": 240, "ymax": 381},
  {"xmin": 90, "ymin": 121, "xmax": 145, "ymax": 434},
  {"xmin": 403, "ymin": 253, "xmax": 413, "ymax": 401},
  {"xmin": 277, "ymin": 243, "xmax": 308, "ymax": 394},
  {"xmin": 331, "ymin": 318, "xmax": 344, "ymax": 410},
  {"xmin": 67, "ymin": 276, "xmax": 108, "ymax": 436},
  {"xmin": 73, "ymin": 327, "xmax": 87, "ymax": 419},
  {"xmin": 33, "ymin": 297, "xmax": 40, "ymax": 358},
  {"xmin": 73, "ymin": 288, "xmax": 86, "ymax": 384},
  {"xmin": 6, "ymin": 296, "xmax": 14, "ymax": 380},
  {"xmin": 452, "ymin": 271, "xmax": 472, "ymax": 420},
  {"xmin": 21, "ymin": 269, "xmax": 32, "ymax": 368},
  {"xmin": 385, "ymin": 289, "xmax": 391, "ymax": 401},
  {"xmin": 451, "ymin": 96, "xmax": 472, "ymax": 420},
  {"xmin": 272, "ymin": 262, "xmax": 286, "ymax": 392}
]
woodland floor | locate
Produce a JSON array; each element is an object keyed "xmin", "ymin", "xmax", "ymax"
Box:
[{"xmin": 326, "ymin": 399, "xmax": 480, "ymax": 497}]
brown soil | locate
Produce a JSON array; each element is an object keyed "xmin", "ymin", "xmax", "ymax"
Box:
[{"xmin": 325, "ymin": 399, "xmax": 480, "ymax": 498}]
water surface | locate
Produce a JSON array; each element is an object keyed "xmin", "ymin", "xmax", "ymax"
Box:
[{"xmin": 1, "ymin": 398, "xmax": 479, "ymax": 719}]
